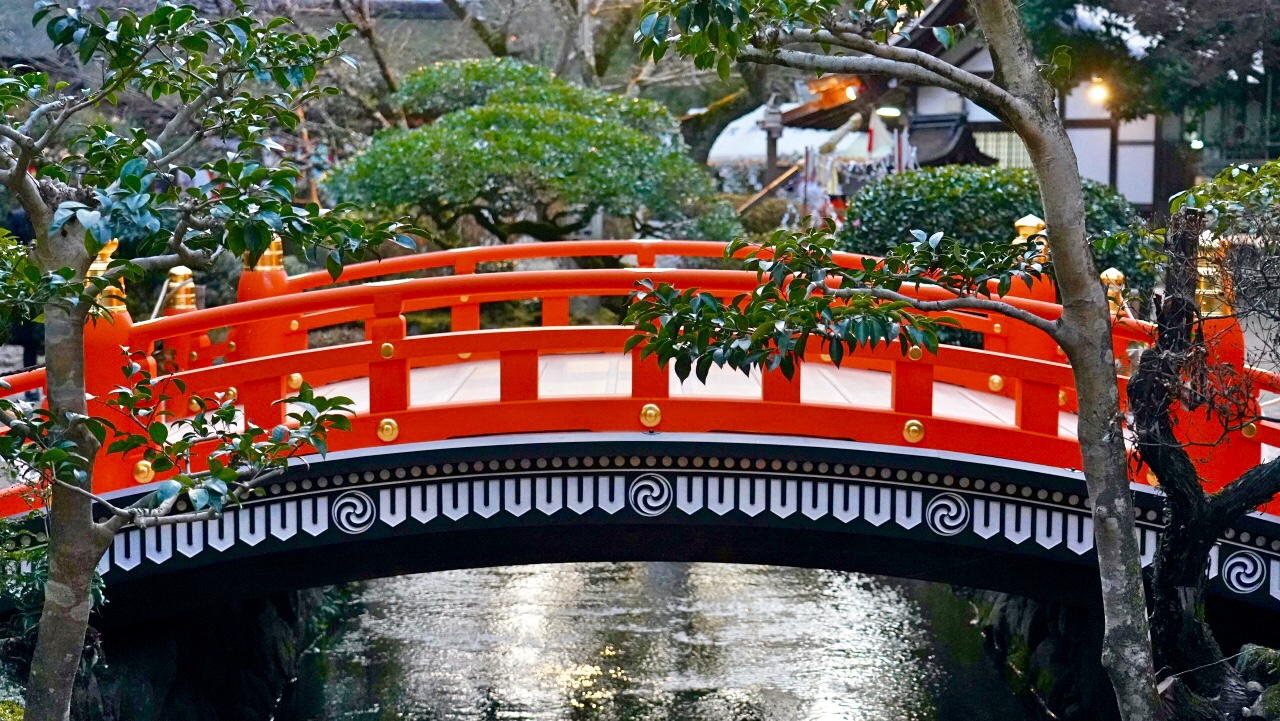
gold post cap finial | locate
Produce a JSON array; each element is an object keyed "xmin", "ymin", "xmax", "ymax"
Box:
[
  {"xmin": 165, "ymin": 265, "xmax": 196, "ymax": 311},
  {"xmin": 243, "ymin": 236, "xmax": 285, "ymax": 271},
  {"xmin": 1012, "ymin": 215, "xmax": 1049, "ymax": 264},
  {"xmin": 87, "ymin": 239, "xmax": 127, "ymax": 311},
  {"xmin": 1013, "ymin": 215, "xmax": 1047, "ymax": 241},
  {"xmin": 1196, "ymin": 238, "xmax": 1233, "ymax": 317},
  {"xmin": 1101, "ymin": 267, "xmax": 1126, "ymax": 314}
]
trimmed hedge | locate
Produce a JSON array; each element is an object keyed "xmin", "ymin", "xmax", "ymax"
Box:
[{"xmin": 838, "ymin": 165, "xmax": 1153, "ymax": 293}]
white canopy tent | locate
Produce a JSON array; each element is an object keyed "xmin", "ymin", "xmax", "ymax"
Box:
[{"xmin": 704, "ymin": 103, "xmax": 895, "ymax": 166}]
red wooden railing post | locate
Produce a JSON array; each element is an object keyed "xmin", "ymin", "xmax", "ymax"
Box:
[
  {"xmin": 541, "ymin": 297, "xmax": 569, "ymax": 326},
  {"xmin": 1178, "ymin": 315, "xmax": 1261, "ymax": 489},
  {"xmin": 891, "ymin": 346, "xmax": 933, "ymax": 416},
  {"xmin": 762, "ymin": 364, "xmax": 801, "ymax": 403},
  {"xmin": 1015, "ymin": 379, "xmax": 1060, "ymax": 435},
  {"xmin": 368, "ymin": 293, "xmax": 409, "ymax": 413},
  {"xmin": 630, "ymin": 348, "xmax": 669, "ymax": 399},
  {"xmin": 500, "ymin": 349, "xmax": 539, "ymax": 401},
  {"xmin": 452, "ymin": 257, "xmax": 480, "ymax": 332},
  {"xmin": 240, "ymin": 376, "xmax": 286, "ymax": 429},
  {"xmin": 635, "ymin": 245, "xmax": 657, "ymax": 268},
  {"xmin": 231, "ymin": 238, "xmax": 295, "ymax": 361},
  {"xmin": 84, "ymin": 241, "xmax": 145, "ymax": 492},
  {"xmin": 158, "ymin": 265, "xmax": 210, "ymax": 417},
  {"xmin": 158, "ymin": 266, "xmax": 210, "ymax": 372}
]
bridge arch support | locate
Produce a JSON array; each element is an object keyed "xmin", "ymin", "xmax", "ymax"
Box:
[{"xmin": 52, "ymin": 433, "xmax": 1280, "ymax": 620}]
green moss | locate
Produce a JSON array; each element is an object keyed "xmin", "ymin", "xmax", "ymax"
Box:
[
  {"xmin": 1258, "ymin": 684, "xmax": 1280, "ymax": 718},
  {"xmin": 1237, "ymin": 644, "xmax": 1280, "ymax": 686},
  {"xmin": 0, "ymin": 700, "xmax": 22, "ymax": 721}
]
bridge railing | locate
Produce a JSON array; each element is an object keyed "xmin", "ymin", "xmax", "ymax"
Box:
[
  {"xmin": 2, "ymin": 240, "xmax": 1275, "ymax": 516},
  {"xmin": 4, "ymin": 318, "xmax": 1087, "ymax": 509},
  {"xmin": 153, "ymin": 239, "xmax": 1113, "ymax": 402}
]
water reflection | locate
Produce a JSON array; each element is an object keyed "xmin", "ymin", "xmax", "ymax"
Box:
[{"xmin": 292, "ymin": 563, "xmax": 1027, "ymax": 721}]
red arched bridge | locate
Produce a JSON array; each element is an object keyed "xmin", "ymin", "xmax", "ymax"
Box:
[{"xmin": 2, "ymin": 240, "xmax": 1279, "ymax": 613}]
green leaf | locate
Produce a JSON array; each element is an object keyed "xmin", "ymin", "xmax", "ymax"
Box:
[{"xmin": 155, "ymin": 480, "xmax": 182, "ymax": 501}]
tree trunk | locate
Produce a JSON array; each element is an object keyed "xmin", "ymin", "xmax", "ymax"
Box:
[
  {"xmin": 1149, "ymin": 526, "xmax": 1249, "ymax": 702},
  {"xmin": 1149, "ymin": 518, "xmax": 1254, "ymax": 719},
  {"xmin": 969, "ymin": 1, "xmax": 1159, "ymax": 718},
  {"xmin": 22, "ymin": 303, "xmax": 111, "ymax": 721},
  {"xmin": 1132, "ymin": 211, "xmax": 1254, "ymax": 720}
]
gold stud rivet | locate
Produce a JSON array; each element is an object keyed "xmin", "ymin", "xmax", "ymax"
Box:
[
  {"xmin": 188, "ymin": 350, "xmax": 198, "ymax": 362},
  {"xmin": 458, "ymin": 352, "xmax": 472, "ymax": 360},
  {"xmin": 376, "ymin": 418, "xmax": 400, "ymax": 442},
  {"xmin": 1243, "ymin": 422, "xmax": 1259, "ymax": 439},
  {"xmin": 907, "ymin": 346, "xmax": 923, "ymax": 361},
  {"xmin": 1058, "ymin": 389, "xmax": 1068, "ymax": 407},
  {"xmin": 820, "ymin": 353, "xmax": 832, "ymax": 362},
  {"xmin": 289, "ymin": 319, "xmax": 300, "ymax": 332},
  {"xmin": 988, "ymin": 374, "xmax": 1004, "ymax": 392},
  {"xmin": 380, "ymin": 342, "xmax": 395, "ymax": 359},
  {"xmin": 132, "ymin": 460, "xmax": 155, "ymax": 484},
  {"xmin": 1146, "ymin": 469, "xmax": 1159, "ymax": 486},
  {"xmin": 460, "ymin": 295, "xmax": 470, "ymax": 303},
  {"xmin": 992, "ymin": 323, "xmax": 1003, "ymax": 334},
  {"xmin": 225, "ymin": 386, "xmax": 237, "ymax": 402},
  {"xmin": 903, "ymin": 419, "xmax": 925, "ymax": 443},
  {"xmin": 187, "ymin": 397, "xmax": 201, "ymax": 413},
  {"xmin": 287, "ymin": 372, "xmax": 304, "ymax": 390},
  {"xmin": 227, "ymin": 341, "xmax": 237, "ymax": 353},
  {"xmin": 639, "ymin": 403, "xmax": 662, "ymax": 428}
]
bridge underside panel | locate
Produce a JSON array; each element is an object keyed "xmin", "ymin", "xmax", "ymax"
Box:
[{"xmin": 69, "ymin": 433, "xmax": 1280, "ymax": 621}]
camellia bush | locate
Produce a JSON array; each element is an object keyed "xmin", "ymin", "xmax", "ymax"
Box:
[
  {"xmin": 327, "ymin": 58, "xmax": 740, "ymax": 242},
  {"xmin": 839, "ymin": 166, "xmax": 1153, "ymax": 294}
]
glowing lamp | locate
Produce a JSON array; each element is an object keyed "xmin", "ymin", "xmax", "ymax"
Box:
[
  {"xmin": 1087, "ymin": 78, "xmax": 1109, "ymax": 105},
  {"xmin": 875, "ymin": 106, "xmax": 902, "ymax": 118}
]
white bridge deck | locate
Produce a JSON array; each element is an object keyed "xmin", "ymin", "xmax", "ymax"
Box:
[{"xmin": 315, "ymin": 354, "xmax": 1082, "ymax": 439}]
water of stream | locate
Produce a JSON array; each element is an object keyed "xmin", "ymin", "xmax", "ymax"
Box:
[{"xmin": 284, "ymin": 563, "xmax": 1030, "ymax": 721}]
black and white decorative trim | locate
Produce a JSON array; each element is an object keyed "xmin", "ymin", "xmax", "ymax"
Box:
[{"xmin": 6, "ymin": 432, "xmax": 1274, "ymax": 615}]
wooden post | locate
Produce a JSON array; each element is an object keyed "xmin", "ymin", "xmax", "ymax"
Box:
[
  {"xmin": 231, "ymin": 238, "xmax": 292, "ymax": 361},
  {"xmin": 368, "ymin": 293, "xmax": 409, "ymax": 414},
  {"xmin": 500, "ymin": 349, "xmax": 539, "ymax": 401},
  {"xmin": 630, "ymin": 348, "xmax": 669, "ymax": 399},
  {"xmin": 452, "ymin": 257, "xmax": 480, "ymax": 332},
  {"xmin": 891, "ymin": 351, "xmax": 933, "ymax": 416}
]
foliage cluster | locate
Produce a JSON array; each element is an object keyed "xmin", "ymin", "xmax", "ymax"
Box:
[
  {"xmin": 1023, "ymin": 0, "xmax": 1280, "ymax": 118},
  {"xmin": 625, "ymin": 223, "xmax": 1050, "ymax": 381},
  {"xmin": 396, "ymin": 59, "xmax": 679, "ymax": 139},
  {"xmin": 837, "ymin": 166, "xmax": 1153, "ymax": 296},
  {"xmin": 0, "ymin": 3, "xmax": 425, "ymax": 714},
  {"xmin": 328, "ymin": 58, "xmax": 739, "ymax": 243}
]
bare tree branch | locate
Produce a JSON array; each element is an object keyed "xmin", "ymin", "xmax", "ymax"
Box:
[
  {"xmin": 155, "ymin": 82, "xmax": 223, "ymax": 148},
  {"xmin": 438, "ymin": 0, "xmax": 512, "ymax": 57},
  {"xmin": 737, "ymin": 46, "xmax": 974, "ymax": 99},
  {"xmin": 829, "ymin": 285, "xmax": 1062, "ymax": 337}
]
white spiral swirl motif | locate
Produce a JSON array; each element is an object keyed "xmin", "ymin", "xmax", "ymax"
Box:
[
  {"xmin": 1222, "ymin": 550, "xmax": 1266, "ymax": 594},
  {"xmin": 926, "ymin": 493, "xmax": 969, "ymax": 536},
  {"xmin": 628, "ymin": 474, "xmax": 673, "ymax": 517},
  {"xmin": 332, "ymin": 490, "xmax": 376, "ymax": 534}
]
